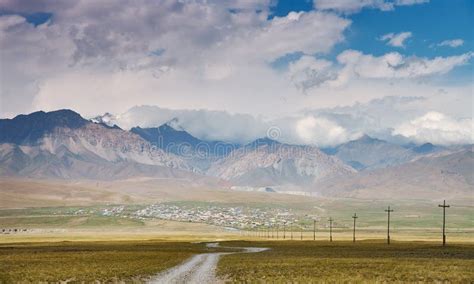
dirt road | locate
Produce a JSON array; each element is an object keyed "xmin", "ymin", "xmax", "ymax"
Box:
[{"xmin": 148, "ymin": 243, "xmax": 268, "ymax": 284}]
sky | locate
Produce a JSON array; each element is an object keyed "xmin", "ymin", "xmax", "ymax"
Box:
[{"xmin": 0, "ymin": 0, "xmax": 472, "ymax": 146}]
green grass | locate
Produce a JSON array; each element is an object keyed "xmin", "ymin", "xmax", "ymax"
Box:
[
  {"xmin": 0, "ymin": 241, "xmax": 217, "ymax": 283},
  {"xmin": 217, "ymin": 240, "xmax": 474, "ymax": 283},
  {"xmin": 0, "ymin": 215, "xmax": 145, "ymax": 228}
]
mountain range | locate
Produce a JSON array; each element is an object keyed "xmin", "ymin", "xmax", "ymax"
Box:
[{"xmin": 0, "ymin": 109, "xmax": 472, "ymax": 199}]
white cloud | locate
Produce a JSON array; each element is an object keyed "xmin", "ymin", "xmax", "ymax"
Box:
[
  {"xmin": 380, "ymin": 32, "xmax": 412, "ymax": 47},
  {"xmin": 0, "ymin": 14, "xmax": 25, "ymax": 30},
  {"xmin": 283, "ymin": 50, "xmax": 473, "ymax": 90},
  {"xmin": 0, "ymin": 1, "xmax": 349, "ymax": 117},
  {"xmin": 333, "ymin": 50, "xmax": 473, "ymax": 85},
  {"xmin": 395, "ymin": 0, "xmax": 429, "ymax": 5},
  {"xmin": 437, "ymin": 39, "xmax": 464, "ymax": 48},
  {"xmin": 114, "ymin": 106, "xmax": 270, "ymax": 144},
  {"xmin": 296, "ymin": 116, "xmax": 351, "ymax": 146},
  {"xmin": 84, "ymin": 85, "xmax": 473, "ymax": 146},
  {"xmin": 314, "ymin": 0, "xmax": 429, "ymax": 14},
  {"xmin": 393, "ymin": 112, "xmax": 473, "ymax": 145}
]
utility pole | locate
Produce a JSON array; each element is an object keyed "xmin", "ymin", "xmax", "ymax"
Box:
[
  {"xmin": 438, "ymin": 200, "xmax": 450, "ymax": 246},
  {"xmin": 352, "ymin": 213, "xmax": 358, "ymax": 243},
  {"xmin": 283, "ymin": 223, "xmax": 286, "ymax": 239},
  {"xmin": 313, "ymin": 219, "xmax": 316, "ymax": 241},
  {"xmin": 291, "ymin": 226, "xmax": 293, "ymax": 240},
  {"xmin": 328, "ymin": 217, "xmax": 333, "ymax": 242},
  {"xmin": 301, "ymin": 227, "xmax": 303, "ymax": 240},
  {"xmin": 385, "ymin": 206, "xmax": 394, "ymax": 245},
  {"xmin": 276, "ymin": 225, "xmax": 279, "ymax": 239}
]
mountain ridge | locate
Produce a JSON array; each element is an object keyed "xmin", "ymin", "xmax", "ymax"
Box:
[{"xmin": 0, "ymin": 109, "xmax": 472, "ymax": 199}]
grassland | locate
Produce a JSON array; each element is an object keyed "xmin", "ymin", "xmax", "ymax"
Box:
[
  {"xmin": 218, "ymin": 240, "xmax": 474, "ymax": 283},
  {"xmin": 0, "ymin": 240, "xmax": 228, "ymax": 283},
  {"xmin": 1, "ymin": 240, "xmax": 472, "ymax": 283}
]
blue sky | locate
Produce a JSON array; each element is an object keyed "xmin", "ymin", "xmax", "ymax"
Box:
[{"xmin": 271, "ymin": 0, "xmax": 473, "ymax": 82}]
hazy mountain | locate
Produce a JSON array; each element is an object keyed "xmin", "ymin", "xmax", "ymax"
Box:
[
  {"xmin": 0, "ymin": 110, "xmax": 195, "ymax": 179},
  {"xmin": 314, "ymin": 149, "xmax": 474, "ymax": 199},
  {"xmin": 323, "ymin": 135, "xmax": 423, "ymax": 170},
  {"xmin": 207, "ymin": 138, "xmax": 356, "ymax": 188},
  {"xmin": 131, "ymin": 122, "xmax": 239, "ymax": 170}
]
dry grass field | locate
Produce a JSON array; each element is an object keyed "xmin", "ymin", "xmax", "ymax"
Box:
[
  {"xmin": 218, "ymin": 240, "xmax": 474, "ymax": 283},
  {"xmin": 0, "ymin": 240, "xmax": 228, "ymax": 283},
  {"xmin": 1, "ymin": 239, "xmax": 472, "ymax": 283}
]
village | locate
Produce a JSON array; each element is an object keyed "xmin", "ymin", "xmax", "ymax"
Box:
[{"xmin": 131, "ymin": 203, "xmax": 315, "ymax": 230}]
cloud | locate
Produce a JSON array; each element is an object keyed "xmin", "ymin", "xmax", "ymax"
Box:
[
  {"xmin": 0, "ymin": 14, "xmax": 26, "ymax": 30},
  {"xmin": 283, "ymin": 49, "xmax": 473, "ymax": 90},
  {"xmin": 97, "ymin": 106, "xmax": 355, "ymax": 147},
  {"xmin": 380, "ymin": 32, "xmax": 412, "ymax": 48},
  {"xmin": 393, "ymin": 112, "xmax": 473, "ymax": 145},
  {"xmin": 394, "ymin": 0, "xmax": 429, "ymax": 5},
  {"xmin": 288, "ymin": 55, "xmax": 336, "ymax": 90},
  {"xmin": 295, "ymin": 116, "xmax": 351, "ymax": 147},
  {"xmin": 314, "ymin": 0, "xmax": 429, "ymax": 14},
  {"xmin": 333, "ymin": 50, "xmax": 473, "ymax": 85},
  {"xmin": 437, "ymin": 39, "xmax": 464, "ymax": 48},
  {"xmin": 110, "ymin": 105, "xmax": 270, "ymax": 144},
  {"xmin": 85, "ymin": 85, "xmax": 473, "ymax": 147},
  {"xmin": 0, "ymin": 1, "xmax": 349, "ymax": 117}
]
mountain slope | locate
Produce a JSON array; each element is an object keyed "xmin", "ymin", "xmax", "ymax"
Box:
[
  {"xmin": 324, "ymin": 135, "xmax": 419, "ymax": 170},
  {"xmin": 208, "ymin": 138, "xmax": 356, "ymax": 188},
  {"xmin": 314, "ymin": 149, "xmax": 474, "ymax": 199}
]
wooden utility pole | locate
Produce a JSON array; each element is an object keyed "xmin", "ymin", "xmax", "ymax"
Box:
[
  {"xmin": 276, "ymin": 225, "xmax": 279, "ymax": 239},
  {"xmin": 291, "ymin": 226, "xmax": 293, "ymax": 240},
  {"xmin": 313, "ymin": 219, "xmax": 316, "ymax": 241},
  {"xmin": 438, "ymin": 200, "xmax": 450, "ymax": 246},
  {"xmin": 283, "ymin": 223, "xmax": 286, "ymax": 239},
  {"xmin": 328, "ymin": 217, "xmax": 333, "ymax": 242},
  {"xmin": 385, "ymin": 206, "xmax": 394, "ymax": 244},
  {"xmin": 352, "ymin": 213, "xmax": 358, "ymax": 243},
  {"xmin": 301, "ymin": 227, "xmax": 303, "ymax": 240}
]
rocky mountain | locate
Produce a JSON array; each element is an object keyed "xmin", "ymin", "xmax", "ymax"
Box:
[
  {"xmin": 207, "ymin": 138, "xmax": 356, "ymax": 188},
  {"xmin": 314, "ymin": 148, "xmax": 474, "ymax": 199},
  {"xmin": 0, "ymin": 109, "xmax": 88, "ymax": 145},
  {"xmin": 322, "ymin": 135, "xmax": 444, "ymax": 170},
  {"xmin": 0, "ymin": 110, "xmax": 195, "ymax": 179}
]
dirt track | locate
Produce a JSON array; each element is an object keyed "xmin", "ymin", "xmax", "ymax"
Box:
[{"xmin": 148, "ymin": 243, "xmax": 268, "ymax": 284}]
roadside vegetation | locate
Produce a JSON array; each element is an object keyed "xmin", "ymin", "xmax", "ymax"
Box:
[{"xmin": 217, "ymin": 240, "xmax": 474, "ymax": 283}]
